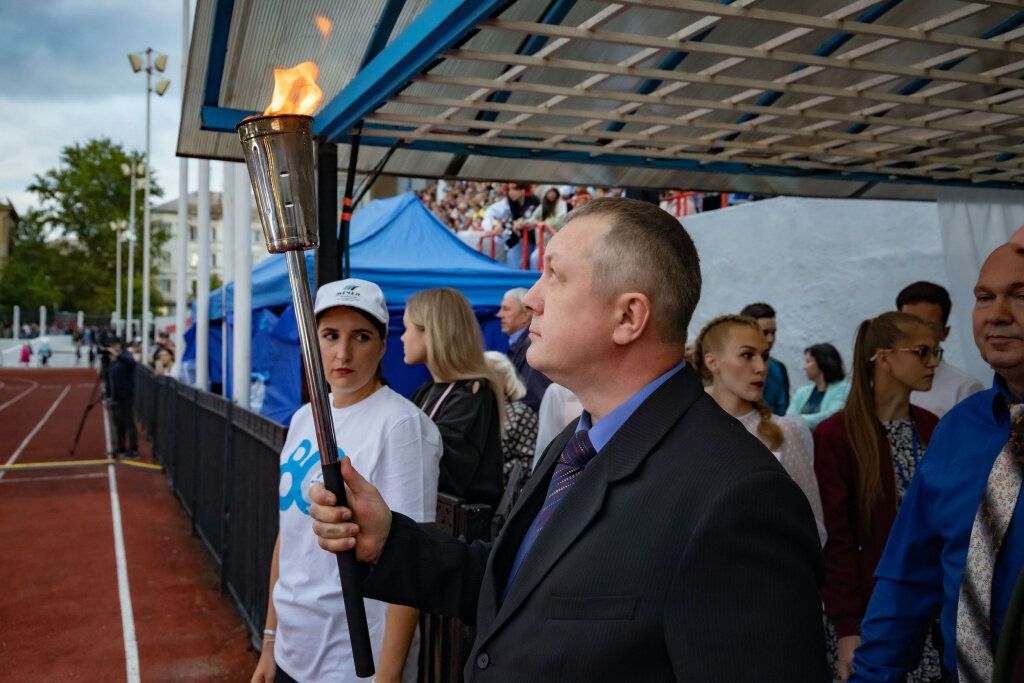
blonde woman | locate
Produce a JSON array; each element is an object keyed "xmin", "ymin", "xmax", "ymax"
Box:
[
  {"xmin": 484, "ymin": 350, "xmax": 539, "ymax": 484},
  {"xmin": 692, "ymin": 315, "xmax": 826, "ymax": 546},
  {"xmin": 402, "ymin": 288, "xmax": 504, "ymax": 508}
]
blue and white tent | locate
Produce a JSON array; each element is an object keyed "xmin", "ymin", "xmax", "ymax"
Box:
[{"xmin": 185, "ymin": 192, "xmax": 539, "ymax": 424}]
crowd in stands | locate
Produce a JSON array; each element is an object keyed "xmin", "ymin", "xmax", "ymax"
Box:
[{"xmin": 415, "ymin": 180, "xmax": 746, "ymax": 269}]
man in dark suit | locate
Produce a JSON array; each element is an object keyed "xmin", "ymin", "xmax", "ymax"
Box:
[
  {"xmin": 311, "ymin": 198, "xmax": 828, "ymax": 681},
  {"xmin": 498, "ymin": 286, "xmax": 551, "ymax": 412}
]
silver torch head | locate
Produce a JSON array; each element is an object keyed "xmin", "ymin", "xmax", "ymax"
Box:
[{"xmin": 236, "ymin": 114, "xmax": 318, "ymax": 253}]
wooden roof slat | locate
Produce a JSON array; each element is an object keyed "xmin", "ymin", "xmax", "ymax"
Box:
[
  {"xmin": 480, "ymin": 19, "xmax": 1024, "ymax": 92},
  {"xmin": 608, "ymin": 0, "xmax": 1024, "ymax": 56},
  {"xmin": 416, "ymin": 72, "xmax": 1024, "ymax": 141},
  {"xmin": 446, "ymin": 48, "xmax": 1024, "ymax": 121},
  {"xmin": 365, "ymin": 110, "xmax": 1024, "ymax": 173},
  {"xmin": 389, "ymin": 93, "xmax": 1024, "ymax": 157},
  {"xmin": 360, "ymin": 119, "xmax": 1024, "ymax": 183}
]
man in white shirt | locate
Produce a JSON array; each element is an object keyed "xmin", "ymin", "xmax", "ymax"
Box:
[{"xmin": 897, "ymin": 281, "xmax": 984, "ymax": 417}]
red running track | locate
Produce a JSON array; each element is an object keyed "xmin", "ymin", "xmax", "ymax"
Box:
[{"xmin": 0, "ymin": 368, "xmax": 257, "ymax": 681}]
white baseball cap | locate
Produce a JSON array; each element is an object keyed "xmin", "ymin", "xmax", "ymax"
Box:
[{"xmin": 313, "ymin": 278, "xmax": 389, "ymax": 332}]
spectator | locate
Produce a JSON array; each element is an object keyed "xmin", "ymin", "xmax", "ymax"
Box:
[
  {"xmin": 19, "ymin": 342, "xmax": 30, "ymax": 367},
  {"xmin": 693, "ymin": 314, "xmax": 826, "ymax": 545},
  {"xmin": 741, "ymin": 302, "xmax": 790, "ymax": 414},
  {"xmin": 897, "ymin": 281, "xmax": 984, "ymax": 417},
  {"xmin": 105, "ymin": 337, "xmax": 138, "ymax": 459},
  {"xmin": 814, "ymin": 312, "xmax": 941, "ymax": 681},
  {"xmin": 852, "ymin": 244, "xmax": 1024, "ymax": 681},
  {"xmin": 526, "ymin": 187, "xmax": 569, "ymax": 268},
  {"xmin": 153, "ymin": 346, "xmax": 175, "ymax": 377},
  {"xmin": 403, "ymin": 288, "xmax": 504, "ymax": 509},
  {"xmin": 498, "ymin": 287, "xmax": 551, "ymax": 412},
  {"xmin": 39, "ymin": 338, "xmax": 51, "ymax": 367},
  {"xmin": 252, "ymin": 278, "xmax": 441, "ymax": 683},
  {"xmin": 484, "ymin": 351, "xmax": 539, "ymax": 486},
  {"xmin": 481, "ymin": 183, "xmax": 539, "ymax": 269},
  {"xmin": 788, "ymin": 343, "xmax": 851, "ymax": 431}
]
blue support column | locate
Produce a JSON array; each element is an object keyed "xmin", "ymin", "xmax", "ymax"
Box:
[{"xmin": 314, "ymin": 0, "xmax": 510, "ymax": 142}]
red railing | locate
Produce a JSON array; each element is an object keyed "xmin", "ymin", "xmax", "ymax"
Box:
[
  {"xmin": 516, "ymin": 221, "xmax": 558, "ymax": 270},
  {"xmin": 477, "ymin": 233, "xmax": 497, "ymax": 259}
]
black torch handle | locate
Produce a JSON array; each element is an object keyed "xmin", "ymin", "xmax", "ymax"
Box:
[{"xmin": 322, "ymin": 459, "xmax": 375, "ymax": 678}]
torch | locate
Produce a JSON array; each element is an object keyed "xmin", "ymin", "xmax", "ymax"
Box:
[{"xmin": 237, "ymin": 113, "xmax": 375, "ymax": 678}]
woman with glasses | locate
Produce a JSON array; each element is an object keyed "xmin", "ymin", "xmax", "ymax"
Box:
[{"xmin": 814, "ymin": 312, "xmax": 941, "ymax": 682}]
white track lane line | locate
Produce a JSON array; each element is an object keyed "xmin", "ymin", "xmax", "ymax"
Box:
[
  {"xmin": 108, "ymin": 464, "xmax": 141, "ymax": 681},
  {"xmin": 0, "ymin": 384, "xmax": 69, "ymax": 481},
  {"xmin": 102, "ymin": 400, "xmax": 140, "ymax": 681},
  {"xmin": 0, "ymin": 379, "xmax": 39, "ymax": 413},
  {"xmin": 0, "ymin": 471, "xmax": 107, "ymax": 484}
]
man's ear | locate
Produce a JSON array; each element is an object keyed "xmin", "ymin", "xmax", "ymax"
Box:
[
  {"xmin": 611, "ymin": 292, "xmax": 652, "ymax": 345},
  {"xmin": 941, "ymin": 325, "xmax": 950, "ymax": 342}
]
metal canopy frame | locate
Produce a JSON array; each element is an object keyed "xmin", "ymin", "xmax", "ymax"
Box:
[{"xmin": 182, "ymin": 0, "xmax": 1024, "ymax": 197}]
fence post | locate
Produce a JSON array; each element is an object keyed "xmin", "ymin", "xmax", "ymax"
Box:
[{"xmin": 220, "ymin": 401, "xmax": 234, "ymax": 594}]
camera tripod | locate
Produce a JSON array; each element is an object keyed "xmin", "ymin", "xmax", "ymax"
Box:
[{"xmin": 69, "ymin": 359, "xmax": 108, "ymax": 458}]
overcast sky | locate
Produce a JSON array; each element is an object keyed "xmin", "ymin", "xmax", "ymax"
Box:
[{"xmin": 0, "ymin": 0, "xmax": 204, "ymax": 214}]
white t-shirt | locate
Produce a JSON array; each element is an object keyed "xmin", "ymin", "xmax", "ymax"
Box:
[
  {"xmin": 910, "ymin": 360, "xmax": 985, "ymax": 418},
  {"xmin": 273, "ymin": 387, "xmax": 442, "ymax": 683}
]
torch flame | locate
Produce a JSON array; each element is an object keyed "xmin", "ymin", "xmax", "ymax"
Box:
[{"xmin": 263, "ymin": 61, "xmax": 323, "ymax": 116}]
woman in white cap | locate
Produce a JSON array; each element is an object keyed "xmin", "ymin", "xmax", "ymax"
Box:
[{"xmin": 252, "ymin": 278, "xmax": 442, "ymax": 683}]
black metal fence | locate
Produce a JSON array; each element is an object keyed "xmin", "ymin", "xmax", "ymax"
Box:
[{"xmin": 134, "ymin": 366, "xmax": 491, "ymax": 682}]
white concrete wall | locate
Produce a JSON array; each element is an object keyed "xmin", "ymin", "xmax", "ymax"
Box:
[{"xmin": 682, "ymin": 196, "xmax": 985, "ymax": 395}]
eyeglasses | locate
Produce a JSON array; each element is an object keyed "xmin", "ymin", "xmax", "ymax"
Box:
[{"xmin": 889, "ymin": 345, "xmax": 944, "ymax": 364}]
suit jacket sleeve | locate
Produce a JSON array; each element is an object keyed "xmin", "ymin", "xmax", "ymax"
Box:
[
  {"xmin": 362, "ymin": 512, "xmax": 491, "ymax": 625},
  {"xmin": 665, "ymin": 469, "xmax": 829, "ymax": 682}
]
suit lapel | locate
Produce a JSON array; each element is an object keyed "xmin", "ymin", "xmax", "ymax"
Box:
[
  {"xmin": 479, "ymin": 365, "xmax": 706, "ymax": 640},
  {"xmin": 479, "ymin": 426, "xmax": 574, "ymax": 626}
]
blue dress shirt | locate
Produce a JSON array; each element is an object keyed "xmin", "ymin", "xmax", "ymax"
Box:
[
  {"xmin": 501, "ymin": 360, "xmax": 687, "ymax": 601},
  {"xmin": 851, "ymin": 376, "xmax": 1024, "ymax": 681},
  {"xmin": 508, "ymin": 326, "xmax": 527, "ymax": 347}
]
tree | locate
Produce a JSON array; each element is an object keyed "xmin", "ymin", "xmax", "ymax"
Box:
[{"xmin": 0, "ymin": 138, "xmax": 170, "ymax": 318}]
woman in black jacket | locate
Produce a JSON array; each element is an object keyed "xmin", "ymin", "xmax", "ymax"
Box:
[{"xmin": 402, "ymin": 288, "xmax": 504, "ymax": 508}]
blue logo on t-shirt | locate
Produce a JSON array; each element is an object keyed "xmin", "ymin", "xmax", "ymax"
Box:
[{"xmin": 279, "ymin": 439, "xmax": 345, "ymax": 515}]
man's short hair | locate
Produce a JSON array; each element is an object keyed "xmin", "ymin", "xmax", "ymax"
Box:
[
  {"xmin": 740, "ymin": 302, "xmax": 776, "ymax": 320},
  {"xmin": 503, "ymin": 287, "xmax": 529, "ymax": 311},
  {"xmin": 564, "ymin": 197, "xmax": 701, "ymax": 346},
  {"xmin": 896, "ymin": 281, "xmax": 952, "ymax": 325}
]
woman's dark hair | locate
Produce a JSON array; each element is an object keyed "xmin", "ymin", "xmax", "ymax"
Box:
[
  {"xmin": 541, "ymin": 187, "xmax": 561, "ymax": 220},
  {"xmin": 805, "ymin": 343, "xmax": 845, "ymax": 384}
]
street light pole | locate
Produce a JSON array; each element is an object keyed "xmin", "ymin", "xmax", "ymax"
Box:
[
  {"xmin": 128, "ymin": 48, "xmax": 169, "ymax": 360},
  {"xmin": 111, "ymin": 220, "xmax": 122, "ymax": 337}
]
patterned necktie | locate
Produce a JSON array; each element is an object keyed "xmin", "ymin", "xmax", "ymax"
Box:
[
  {"xmin": 957, "ymin": 402, "xmax": 1024, "ymax": 682},
  {"xmin": 535, "ymin": 430, "xmax": 598, "ymax": 533}
]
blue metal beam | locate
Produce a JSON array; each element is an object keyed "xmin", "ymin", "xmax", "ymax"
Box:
[
  {"xmin": 360, "ymin": 0, "xmax": 408, "ymax": 69},
  {"xmin": 720, "ymin": 0, "xmax": 902, "ymax": 138},
  {"xmin": 337, "ymin": 123, "xmax": 1023, "ymax": 191},
  {"xmin": 605, "ymin": 0, "xmax": 737, "ymax": 134},
  {"xmin": 313, "ymin": 0, "xmax": 510, "ymax": 142},
  {"xmin": 478, "ymin": 0, "xmax": 578, "ymax": 123},
  {"xmin": 203, "ymin": 0, "xmax": 236, "ymax": 106}
]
